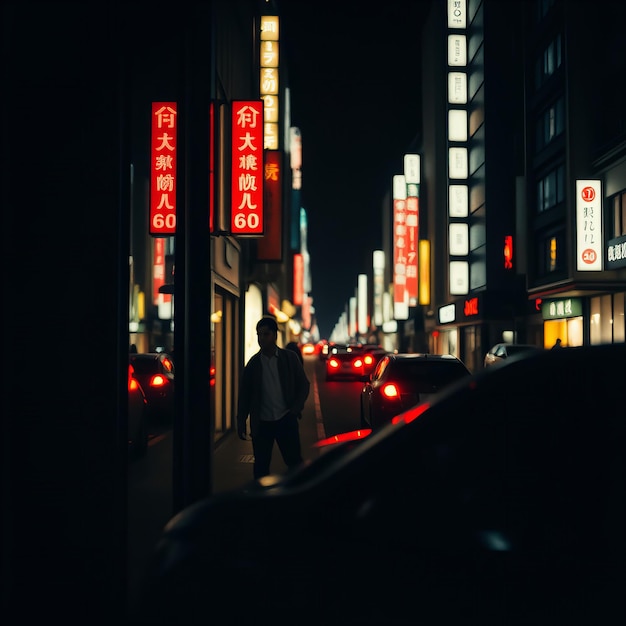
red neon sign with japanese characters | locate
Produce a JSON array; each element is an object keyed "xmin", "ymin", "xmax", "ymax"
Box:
[
  {"xmin": 150, "ymin": 102, "xmax": 177, "ymax": 236},
  {"xmin": 231, "ymin": 101, "xmax": 264, "ymax": 236}
]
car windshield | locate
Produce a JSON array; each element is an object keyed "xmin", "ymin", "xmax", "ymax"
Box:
[{"xmin": 392, "ymin": 361, "xmax": 469, "ymax": 391}]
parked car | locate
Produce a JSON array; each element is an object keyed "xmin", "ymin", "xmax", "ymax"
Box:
[
  {"xmin": 128, "ymin": 352, "xmax": 175, "ymax": 423},
  {"xmin": 325, "ymin": 343, "xmax": 367, "ymax": 381},
  {"xmin": 138, "ymin": 343, "xmax": 625, "ymax": 626},
  {"xmin": 360, "ymin": 352, "xmax": 472, "ymax": 429},
  {"xmin": 483, "ymin": 342, "xmax": 542, "ymax": 368},
  {"xmin": 127, "ymin": 363, "xmax": 148, "ymax": 458}
]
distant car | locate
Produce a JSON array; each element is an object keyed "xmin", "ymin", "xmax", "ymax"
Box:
[
  {"xmin": 483, "ymin": 342, "xmax": 542, "ymax": 368},
  {"xmin": 128, "ymin": 363, "xmax": 148, "ymax": 458},
  {"xmin": 129, "ymin": 352, "xmax": 175, "ymax": 423},
  {"xmin": 319, "ymin": 341, "xmax": 333, "ymax": 361},
  {"xmin": 325, "ymin": 343, "xmax": 367, "ymax": 381},
  {"xmin": 360, "ymin": 353, "xmax": 472, "ymax": 429},
  {"xmin": 137, "ymin": 343, "xmax": 625, "ymax": 626},
  {"xmin": 359, "ymin": 343, "xmax": 388, "ymax": 378}
]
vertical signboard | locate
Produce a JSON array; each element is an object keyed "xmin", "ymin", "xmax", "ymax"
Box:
[
  {"xmin": 257, "ymin": 150, "xmax": 282, "ymax": 260},
  {"xmin": 393, "ymin": 175, "xmax": 409, "ymax": 320},
  {"xmin": 260, "ymin": 15, "xmax": 280, "ymax": 150},
  {"xmin": 576, "ymin": 180, "xmax": 602, "ymax": 271},
  {"xmin": 152, "ymin": 238, "xmax": 172, "ymax": 309},
  {"xmin": 150, "ymin": 102, "xmax": 177, "ymax": 236},
  {"xmin": 404, "ymin": 154, "xmax": 420, "ymax": 307},
  {"xmin": 293, "ymin": 253, "xmax": 303, "ymax": 306},
  {"xmin": 231, "ymin": 101, "xmax": 264, "ymax": 236}
]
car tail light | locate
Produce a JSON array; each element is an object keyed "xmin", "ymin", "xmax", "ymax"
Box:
[
  {"xmin": 328, "ymin": 358, "xmax": 340, "ymax": 370},
  {"xmin": 391, "ymin": 402, "xmax": 430, "ymax": 425},
  {"xmin": 161, "ymin": 357, "xmax": 174, "ymax": 372},
  {"xmin": 353, "ymin": 358, "xmax": 364, "ymax": 369},
  {"xmin": 150, "ymin": 374, "xmax": 169, "ymax": 388},
  {"xmin": 381, "ymin": 383, "xmax": 400, "ymax": 398},
  {"xmin": 364, "ymin": 354, "xmax": 374, "ymax": 366},
  {"xmin": 209, "ymin": 365, "xmax": 216, "ymax": 386},
  {"xmin": 313, "ymin": 428, "xmax": 372, "ymax": 448}
]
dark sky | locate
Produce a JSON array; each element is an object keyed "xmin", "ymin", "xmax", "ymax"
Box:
[{"xmin": 279, "ymin": 1, "xmax": 433, "ymax": 339}]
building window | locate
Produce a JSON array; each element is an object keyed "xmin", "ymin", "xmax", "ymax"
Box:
[
  {"xmin": 590, "ymin": 292, "xmax": 626, "ymax": 345},
  {"xmin": 535, "ymin": 97, "xmax": 564, "ymax": 151},
  {"xmin": 534, "ymin": 33, "xmax": 562, "ymax": 89},
  {"xmin": 609, "ymin": 191, "xmax": 626, "ymax": 238},
  {"xmin": 537, "ymin": 230, "xmax": 565, "ymax": 276},
  {"xmin": 536, "ymin": 164, "xmax": 565, "ymax": 213}
]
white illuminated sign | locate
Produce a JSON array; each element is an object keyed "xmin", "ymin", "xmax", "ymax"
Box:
[
  {"xmin": 575, "ymin": 179, "xmax": 603, "ymax": 271},
  {"xmin": 449, "ymin": 223, "xmax": 469, "ymax": 256},
  {"xmin": 447, "ymin": 34, "xmax": 467, "ymax": 66},
  {"xmin": 448, "ymin": 109, "xmax": 468, "ymax": 141},
  {"xmin": 448, "ymin": 72, "xmax": 467, "ymax": 104},
  {"xmin": 358, "ymin": 274, "xmax": 368, "ymax": 335},
  {"xmin": 449, "ymin": 147, "xmax": 468, "ymax": 179},
  {"xmin": 404, "ymin": 154, "xmax": 421, "ymax": 184},
  {"xmin": 449, "ymin": 185, "xmax": 469, "ymax": 217},
  {"xmin": 439, "ymin": 303, "xmax": 456, "ymax": 324},
  {"xmin": 449, "ymin": 260, "xmax": 469, "ymax": 295},
  {"xmin": 447, "ymin": 0, "xmax": 467, "ymax": 28}
]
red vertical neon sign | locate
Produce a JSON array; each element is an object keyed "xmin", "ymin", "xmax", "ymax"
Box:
[
  {"xmin": 231, "ymin": 101, "xmax": 264, "ymax": 236},
  {"xmin": 150, "ymin": 102, "xmax": 177, "ymax": 236}
]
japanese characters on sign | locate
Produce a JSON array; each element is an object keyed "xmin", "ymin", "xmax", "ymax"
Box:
[
  {"xmin": 150, "ymin": 102, "xmax": 177, "ymax": 236},
  {"xmin": 393, "ymin": 175, "xmax": 409, "ymax": 320},
  {"xmin": 575, "ymin": 179, "xmax": 602, "ymax": 271},
  {"xmin": 231, "ymin": 101, "xmax": 264, "ymax": 236},
  {"xmin": 260, "ymin": 15, "xmax": 280, "ymax": 150}
]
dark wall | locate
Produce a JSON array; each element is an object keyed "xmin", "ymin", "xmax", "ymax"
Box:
[{"xmin": 3, "ymin": 3, "xmax": 129, "ymax": 622}]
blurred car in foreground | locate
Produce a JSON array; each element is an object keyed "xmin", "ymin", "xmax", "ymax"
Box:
[
  {"xmin": 483, "ymin": 342, "xmax": 542, "ymax": 367},
  {"xmin": 128, "ymin": 352, "xmax": 175, "ymax": 423},
  {"xmin": 360, "ymin": 352, "xmax": 471, "ymax": 429},
  {"xmin": 325, "ymin": 343, "xmax": 367, "ymax": 381},
  {"xmin": 127, "ymin": 363, "xmax": 148, "ymax": 458},
  {"xmin": 138, "ymin": 343, "xmax": 625, "ymax": 626}
]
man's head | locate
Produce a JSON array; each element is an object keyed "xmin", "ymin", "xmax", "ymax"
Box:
[{"xmin": 256, "ymin": 316, "xmax": 278, "ymax": 354}]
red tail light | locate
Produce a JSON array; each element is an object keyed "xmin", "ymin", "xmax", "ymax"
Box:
[
  {"xmin": 353, "ymin": 358, "xmax": 364, "ymax": 368},
  {"xmin": 129, "ymin": 378, "xmax": 140, "ymax": 392},
  {"xmin": 328, "ymin": 358, "xmax": 340, "ymax": 370},
  {"xmin": 391, "ymin": 402, "xmax": 430, "ymax": 425},
  {"xmin": 364, "ymin": 354, "xmax": 374, "ymax": 365},
  {"xmin": 150, "ymin": 374, "xmax": 168, "ymax": 388},
  {"xmin": 161, "ymin": 357, "xmax": 174, "ymax": 372},
  {"xmin": 313, "ymin": 428, "xmax": 372, "ymax": 448},
  {"xmin": 381, "ymin": 383, "xmax": 400, "ymax": 398}
]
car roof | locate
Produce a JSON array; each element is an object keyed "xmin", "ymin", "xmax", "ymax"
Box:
[{"xmin": 388, "ymin": 352, "xmax": 464, "ymax": 362}]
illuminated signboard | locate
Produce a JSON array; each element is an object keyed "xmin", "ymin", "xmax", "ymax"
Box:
[
  {"xmin": 152, "ymin": 238, "xmax": 172, "ymax": 310},
  {"xmin": 257, "ymin": 150, "xmax": 282, "ymax": 260},
  {"xmin": 576, "ymin": 180, "xmax": 602, "ymax": 271},
  {"xmin": 504, "ymin": 235, "xmax": 513, "ymax": 269},
  {"xmin": 293, "ymin": 253, "xmax": 303, "ymax": 306},
  {"xmin": 541, "ymin": 298, "xmax": 583, "ymax": 320},
  {"xmin": 150, "ymin": 102, "xmax": 177, "ymax": 236},
  {"xmin": 231, "ymin": 101, "xmax": 264, "ymax": 236},
  {"xmin": 392, "ymin": 175, "xmax": 409, "ymax": 320},
  {"xmin": 260, "ymin": 15, "xmax": 279, "ymax": 150}
]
